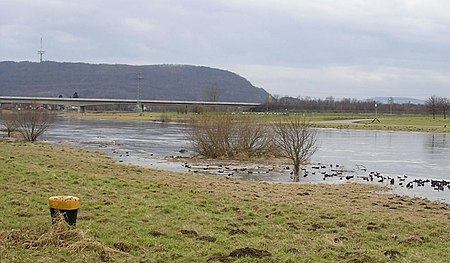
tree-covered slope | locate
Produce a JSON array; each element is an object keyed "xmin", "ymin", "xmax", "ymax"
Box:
[{"xmin": 0, "ymin": 61, "xmax": 269, "ymax": 103}]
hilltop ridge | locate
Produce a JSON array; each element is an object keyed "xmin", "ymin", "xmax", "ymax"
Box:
[{"xmin": 0, "ymin": 61, "xmax": 269, "ymax": 103}]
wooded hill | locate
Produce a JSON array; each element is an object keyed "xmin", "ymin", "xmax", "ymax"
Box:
[{"xmin": 0, "ymin": 61, "xmax": 269, "ymax": 103}]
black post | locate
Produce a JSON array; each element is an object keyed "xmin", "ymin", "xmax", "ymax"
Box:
[{"xmin": 49, "ymin": 196, "xmax": 80, "ymax": 226}]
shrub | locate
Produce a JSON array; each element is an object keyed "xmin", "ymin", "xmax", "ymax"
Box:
[
  {"xmin": 14, "ymin": 110, "xmax": 55, "ymax": 141},
  {"xmin": 186, "ymin": 113, "xmax": 273, "ymax": 159}
]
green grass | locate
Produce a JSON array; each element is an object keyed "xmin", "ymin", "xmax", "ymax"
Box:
[
  {"xmin": 354, "ymin": 115, "xmax": 450, "ymax": 133},
  {"xmin": 64, "ymin": 112, "xmax": 450, "ymax": 133},
  {"xmin": 64, "ymin": 111, "xmax": 374, "ymax": 122},
  {"xmin": 313, "ymin": 115, "xmax": 450, "ymax": 133},
  {"xmin": 1, "ymin": 141, "xmax": 450, "ymax": 262}
]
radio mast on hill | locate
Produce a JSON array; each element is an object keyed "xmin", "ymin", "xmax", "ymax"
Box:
[{"xmin": 37, "ymin": 35, "xmax": 45, "ymax": 63}]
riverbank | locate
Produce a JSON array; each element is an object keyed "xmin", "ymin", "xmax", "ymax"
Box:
[
  {"xmin": 1, "ymin": 141, "xmax": 449, "ymax": 262},
  {"xmin": 64, "ymin": 112, "xmax": 450, "ymax": 133}
]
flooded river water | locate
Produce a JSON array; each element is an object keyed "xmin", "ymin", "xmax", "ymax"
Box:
[{"xmin": 41, "ymin": 117, "xmax": 450, "ymax": 203}]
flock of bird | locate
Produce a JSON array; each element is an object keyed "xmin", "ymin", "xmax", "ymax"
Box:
[
  {"xmin": 108, "ymin": 145, "xmax": 449, "ymax": 193},
  {"xmin": 180, "ymin": 162, "xmax": 276, "ymax": 177},
  {"xmin": 302, "ymin": 163, "xmax": 450, "ymax": 192},
  {"xmin": 181, "ymin": 161, "xmax": 449, "ymax": 193}
]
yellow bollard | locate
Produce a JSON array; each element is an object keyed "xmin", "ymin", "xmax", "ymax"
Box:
[{"xmin": 48, "ymin": 196, "xmax": 80, "ymax": 226}]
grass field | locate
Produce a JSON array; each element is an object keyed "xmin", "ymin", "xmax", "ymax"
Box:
[
  {"xmin": 354, "ymin": 116, "xmax": 450, "ymax": 133},
  {"xmin": 64, "ymin": 112, "xmax": 450, "ymax": 133},
  {"xmin": 63, "ymin": 111, "xmax": 374, "ymax": 122},
  {"xmin": 1, "ymin": 141, "xmax": 450, "ymax": 262}
]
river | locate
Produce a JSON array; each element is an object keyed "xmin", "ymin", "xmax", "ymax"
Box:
[{"xmin": 39, "ymin": 117, "xmax": 450, "ymax": 203}]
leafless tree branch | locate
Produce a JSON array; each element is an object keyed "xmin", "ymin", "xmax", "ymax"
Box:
[
  {"xmin": 14, "ymin": 110, "xmax": 55, "ymax": 141},
  {"xmin": 272, "ymin": 116, "xmax": 319, "ymax": 181},
  {"xmin": 0, "ymin": 110, "xmax": 18, "ymax": 137}
]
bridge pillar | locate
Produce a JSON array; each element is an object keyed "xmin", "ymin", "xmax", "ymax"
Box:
[{"xmin": 78, "ymin": 106, "xmax": 86, "ymax": 113}]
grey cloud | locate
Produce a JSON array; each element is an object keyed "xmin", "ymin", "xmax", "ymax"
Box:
[{"xmin": 1, "ymin": 0, "xmax": 450, "ymax": 99}]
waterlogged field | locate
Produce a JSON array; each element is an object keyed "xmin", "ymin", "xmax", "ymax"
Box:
[
  {"xmin": 65, "ymin": 112, "xmax": 450, "ymax": 133},
  {"xmin": 64, "ymin": 112, "xmax": 374, "ymax": 122},
  {"xmin": 1, "ymin": 141, "xmax": 450, "ymax": 262},
  {"xmin": 63, "ymin": 111, "xmax": 195, "ymax": 123}
]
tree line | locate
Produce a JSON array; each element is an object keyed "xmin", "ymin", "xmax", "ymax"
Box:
[
  {"xmin": 257, "ymin": 95, "xmax": 449, "ymax": 118},
  {"xmin": 425, "ymin": 95, "xmax": 449, "ymax": 119}
]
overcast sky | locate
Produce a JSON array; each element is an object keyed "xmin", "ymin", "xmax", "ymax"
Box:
[{"xmin": 2, "ymin": 0, "xmax": 450, "ymax": 99}]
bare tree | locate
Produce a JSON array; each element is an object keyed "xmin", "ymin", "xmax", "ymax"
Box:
[
  {"xmin": 0, "ymin": 111, "xmax": 18, "ymax": 137},
  {"xmin": 438, "ymin": 97, "xmax": 449, "ymax": 119},
  {"xmin": 426, "ymin": 95, "xmax": 438, "ymax": 119},
  {"xmin": 203, "ymin": 85, "xmax": 221, "ymax": 112},
  {"xmin": 14, "ymin": 110, "xmax": 55, "ymax": 141},
  {"xmin": 272, "ymin": 116, "xmax": 319, "ymax": 181},
  {"xmin": 205, "ymin": 85, "xmax": 221, "ymax": 102}
]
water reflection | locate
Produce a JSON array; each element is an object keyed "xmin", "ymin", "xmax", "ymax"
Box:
[
  {"xmin": 314, "ymin": 130, "xmax": 449, "ymax": 181},
  {"xmin": 40, "ymin": 118, "xmax": 450, "ymax": 203},
  {"xmin": 425, "ymin": 133, "xmax": 449, "ymax": 155}
]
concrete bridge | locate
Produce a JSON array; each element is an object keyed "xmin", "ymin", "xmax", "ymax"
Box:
[{"xmin": 0, "ymin": 96, "xmax": 261, "ymax": 112}]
